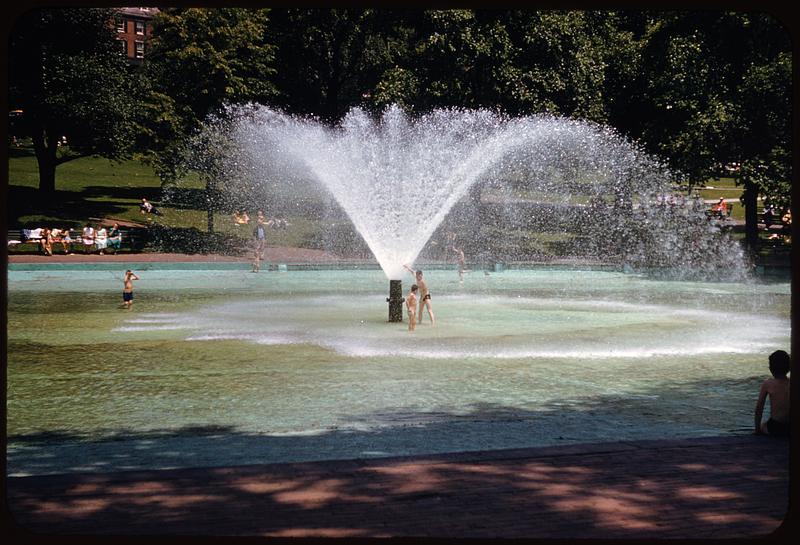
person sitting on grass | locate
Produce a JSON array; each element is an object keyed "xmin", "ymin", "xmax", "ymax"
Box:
[
  {"xmin": 754, "ymin": 350, "xmax": 791, "ymax": 437},
  {"xmin": 140, "ymin": 198, "xmax": 162, "ymax": 218},
  {"xmin": 233, "ymin": 211, "xmax": 250, "ymax": 225}
]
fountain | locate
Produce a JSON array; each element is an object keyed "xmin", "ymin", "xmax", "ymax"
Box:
[
  {"xmin": 6, "ymin": 108, "xmax": 788, "ymax": 478},
  {"xmin": 191, "ymin": 104, "xmax": 748, "ymax": 320}
]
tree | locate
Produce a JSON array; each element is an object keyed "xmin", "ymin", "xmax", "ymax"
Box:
[
  {"xmin": 8, "ymin": 8, "xmax": 139, "ymax": 193},
  {"xmin": 729, "ymin": 17, "xmax": 791, "ymax": 250},
  {"xmin": 140, "ymin": 7, "xmax": 278, "ymax": 231},
  {"xmin": 624, "ymin": 11, "xmax": 792, "ymax": 253},
  {"xmin": 363, "ymin": 10, "xmax": 620, "ymax": 121},
  {"xmin": 493, "ymin": 10, "xmax": 612, "ymax": 120},
  {"xmin": 267, "ymin": 9, "xmax": 406, "ymax": 121}
]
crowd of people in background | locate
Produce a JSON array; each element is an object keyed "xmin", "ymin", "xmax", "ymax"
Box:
[{"xmin": 232, "ymin": 210, "xmax": 290, "ymax": 230}]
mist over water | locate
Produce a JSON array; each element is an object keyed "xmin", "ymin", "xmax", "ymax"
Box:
[{"xmin": 194, "ymin": 105, "xmax": 749, "ymax": 280}]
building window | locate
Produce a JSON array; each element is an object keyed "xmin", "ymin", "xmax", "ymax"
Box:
[
  {"xmin": 116, "ymin": 18, "xmax": 125, "ymax": 32},
  {"xmin": 135, "ymin": 20, "xmax": 145, "ymax": 35},
  {"xmin": 119, "ymin": 39, "xmax": 128, "ymax": 56},
  {"xmin": 134, "ymin": 41, "xmax": 145, "ymax": 59}
]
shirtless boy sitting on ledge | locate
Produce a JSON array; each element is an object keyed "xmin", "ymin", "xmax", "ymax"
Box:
[{"xmin": 754, "ymin": 350, "xmax": 791, "ymax": 437}]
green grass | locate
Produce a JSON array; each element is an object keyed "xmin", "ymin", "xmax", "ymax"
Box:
[
  {"xmin": 7, "ymin": 144, "xmax": 327, "ymax": 252},
  {"xmin": 7, "ymin": 145, "xmax": 783, "ymax": 255},
  {"xmin": 7, "ymin": 145, "xmax": 207, "ymax": 230}
]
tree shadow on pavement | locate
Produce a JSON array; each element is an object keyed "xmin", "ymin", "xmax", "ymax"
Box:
[{"xmin": 6, "ymin": 399, "xmax": 791, "ymax": 540}]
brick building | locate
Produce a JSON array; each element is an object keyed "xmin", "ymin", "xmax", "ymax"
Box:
[{"xmin": 115, "ymin": 7, "xmax": 158, "ymax": 64}]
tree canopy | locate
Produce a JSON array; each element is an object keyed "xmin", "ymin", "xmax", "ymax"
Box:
[
  {"xmin": 8, "ymin": 7, "xmax": 139, "ymax": 192},
  {"xmin": 139, "ymin": 7, "xmax": 278, "ymax": 182},
  {"xmin": 8, "ymin": 7, "xmax": 792, "ymax": 246}
]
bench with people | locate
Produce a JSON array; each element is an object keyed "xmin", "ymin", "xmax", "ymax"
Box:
[
  {"xmin": 759, "ymin": 206, "xmax": 791, "ymax": 243},
  {"xmin": 705, "ymin": 197, "xmax": 733, "ymax": 220},
  {"xmin": 759, "ymin": 205, "xmax": 791, "ymax": 229},
  {"xmin": 8, "ymin": 222, "xmax": 130, "ymax": 255}
]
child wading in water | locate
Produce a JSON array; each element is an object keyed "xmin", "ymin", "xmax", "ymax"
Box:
[
  {"xmin": 122, "ymin": 270, "xmax": 140, "ymax": 309},
  {"xmin": 406, "ymin": 284, "xmax": 418, "ymax": 331},
  {"xmin": 754, "ymin": 350, "xmax": 791, "ymax": 436}
]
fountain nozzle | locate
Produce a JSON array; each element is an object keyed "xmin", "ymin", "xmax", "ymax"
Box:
[{"xmin": 387, "ymin": 279, "xmax": 404, "ymax": 322}]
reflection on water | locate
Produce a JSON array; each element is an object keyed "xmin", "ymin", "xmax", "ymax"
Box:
[{"xmin": 7, "ymin": 268, "xmax": 791, "ymax": 474}]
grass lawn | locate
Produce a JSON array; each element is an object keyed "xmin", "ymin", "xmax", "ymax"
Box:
[
  {"xmin": 8, "ymin": 145, "xmax": 207, "ymax": 230},
  {"xmin": 8, "ymin": 145, "xmax": 787, "ymax": 256},
  {"xmin": 7, "ymin": 144, "xmax": 327, "ymax": 252}
]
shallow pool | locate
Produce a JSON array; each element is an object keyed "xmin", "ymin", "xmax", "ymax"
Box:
[{"xmin": 7, "ymin": 266, "xmax": 790, "ymax": 475}]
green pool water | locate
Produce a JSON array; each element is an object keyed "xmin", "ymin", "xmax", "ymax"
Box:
[{"xmin": 6, "ymin": 266, "xmax": 791, "ymax": 476}]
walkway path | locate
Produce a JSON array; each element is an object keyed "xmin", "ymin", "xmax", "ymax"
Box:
[
  {"xmin": 6, "ymin": 436, "xmax": 792, "ymax": 540},
  {"xmin": 7, "ymin": 246, "xmax": 345, "ymax": 264}
]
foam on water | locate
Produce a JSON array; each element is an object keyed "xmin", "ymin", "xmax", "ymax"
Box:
[{"xmin": 112, "ymin": 292, "xmax": 787, "ymax": 360}]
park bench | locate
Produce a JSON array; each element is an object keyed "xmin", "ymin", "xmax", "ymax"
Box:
[
  {"xmin": 704, "ymin": 203, "xmax": 734, "ymax": 220},
  {"xmin": 7, "ymin": 229, "xmax": 40, "ymax": 250},
  {"xmin": 7, "ymin": 227, "xmax": 146, "ymax": 253},
  {"xmin": 757, "ymin": 209, "xmax": 791, "ymax": 231}
]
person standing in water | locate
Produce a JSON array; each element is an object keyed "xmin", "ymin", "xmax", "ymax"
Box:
[
  {"xmin": 452, "ymin": 246, "xmax": 467, "ymax": 283},
  {"xmin": 406, "ymin": 284, "xmax": 419, "ymax": 331},
  {"xmin": 122, "ymin": 270, "xmax": 140, "ymax": 309},
  {"xmin": 253, "ymin": 211, "xmax": 274, "ymax": 262},
  {"xmin": 403, "ymin": 264, "xmax": 435, "ymax": 326}
]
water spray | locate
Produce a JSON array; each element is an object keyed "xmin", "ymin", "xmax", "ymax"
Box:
[{"xmin": 200, "ymin": 103, "xmax": 750, "ymax": 305}]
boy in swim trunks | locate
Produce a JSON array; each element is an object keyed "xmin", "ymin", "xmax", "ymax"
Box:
[
  {"xmin": 403, "ymin": 264, "xmax": 435, "ymax": 326},
  {"xmin": 754, "ymin": 350, "xmax": 791, "ymax": 436},
  {"xmin": 406, "ymin": 284, "xmax": 418, "ymax": 331},
  {"xmin": 123, "ymin": 270, "xmax": 140, "ymax": 309}
]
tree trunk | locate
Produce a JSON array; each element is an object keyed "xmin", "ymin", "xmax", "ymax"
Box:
[
  {"xmin": 32, "ymin": 130, "xmax": 58, "ymax": 193},
  {"xmin": 742, "ymin": 178, "xmax": 759, "ymax": 256}
]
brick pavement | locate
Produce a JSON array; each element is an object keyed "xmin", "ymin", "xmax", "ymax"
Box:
[{"xmin": 4, "ymin": 435, "xmax": 793, "ymax": 540}]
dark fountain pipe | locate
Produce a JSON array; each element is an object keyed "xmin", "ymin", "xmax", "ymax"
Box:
[{"xmin": 386, "ymin": 279, "xmax": 404, "ymax": 322}]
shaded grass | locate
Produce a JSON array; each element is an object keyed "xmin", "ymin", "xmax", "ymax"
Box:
[
  {"xmin": 7, "ymin": 146, "xmax": 206, "ymax": 230},
  {"xmin": 7, "ymin": 146, "xmax": 328, "ymax": 254}
]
